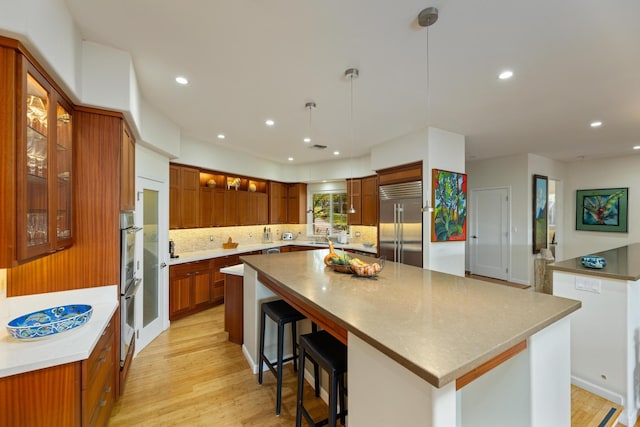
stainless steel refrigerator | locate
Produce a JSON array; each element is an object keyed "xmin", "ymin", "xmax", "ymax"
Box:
[{"xmin": 379, "ymin": 181, "xmax": 423, "ymax": 267}]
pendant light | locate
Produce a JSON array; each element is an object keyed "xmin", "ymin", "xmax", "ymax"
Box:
[
  {"xmin": 419, "ymin": 7, "xmax": 438, "ymax": 213},
  {"xmin": 345, "ymin": 67, "xmax": 359, "ymax": 215},
  {"xmin": 304, "ymin": 101, "xmax": 316, "ymax": 144}
]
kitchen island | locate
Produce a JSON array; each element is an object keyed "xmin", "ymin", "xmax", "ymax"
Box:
[
  {"xmin": 550, "ymin": 243, "xmax": 640, "ymax": 426},
  {"xmin": 241, "ymin": 250, "xmax": 580, "ymax": 426}
]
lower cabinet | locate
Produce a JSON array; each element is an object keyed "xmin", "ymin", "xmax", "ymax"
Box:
[
  {"xmin": 82, "ymin": 317, "xmax": 116, "ymax": 427},
  {"xmin": 0, "ymin": 313, "xmax": 117, "ymax": 427},
  {"xmin": 169, "ymin": 260, "xmax": 214, "ymax": 321}
]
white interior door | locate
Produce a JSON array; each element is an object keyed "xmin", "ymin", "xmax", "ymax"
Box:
[
  {"xmin": 135, "ymin": 177, "xmax": 169, "ymax": 354},
  {"xmin": 469, "ymin": 188, "xmax": 510, "ymax": 280}
]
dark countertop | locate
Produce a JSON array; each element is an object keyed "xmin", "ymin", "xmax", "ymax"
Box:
[{"xmin": 549, "ymin": 243, "xmax": 640, "ymax": 281}]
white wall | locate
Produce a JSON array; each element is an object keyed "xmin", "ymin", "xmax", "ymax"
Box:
[
  {"xmin": 562, "ymin": 155, "xmax": 640, "ymax": 259},
  {"xmin": 467, "ymin": 154, "xmax": 529, "ymax": 284},
  {"xmin": 427, "ymin": 128, "xmax": 466, "ymax": 277},
  {"xmin": 371, "ymin": 127, "xmax": 466, "ymax": 276}
]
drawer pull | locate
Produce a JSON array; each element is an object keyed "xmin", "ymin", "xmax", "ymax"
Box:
[
  {"xmin": 98, "ymin": 356, "xmax": 106, "ymax": 364},
  {"xmin": 99, "ymin": 399, "xmax": 107, "ymax": 407},
  {"xmin": 105, "ymin": 345, "xmax": 112, "ymax": 352},
  {"xmin": 104, "ymin": 386, "xmax": 111, "ymax": 393}
]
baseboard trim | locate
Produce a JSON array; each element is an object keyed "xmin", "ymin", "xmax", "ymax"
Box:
[{"xmin": 571, "ymin": 376, "xmax": 623, "ymax": 405}]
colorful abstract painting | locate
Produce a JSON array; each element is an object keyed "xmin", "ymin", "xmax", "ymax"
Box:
[
  {"xmin": 532, "ymin": 175, "xmax": 548, "ymax": 254},
  {"xmin": 576, "ymin": 188, "xmax": 628, "ymax": 232},
  {"xmin": 431, "ymin": 169, "xmax": 467, "ymax": 242}
]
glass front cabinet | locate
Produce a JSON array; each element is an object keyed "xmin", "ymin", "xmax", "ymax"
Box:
[{"xmin": 16, "ymin": 56, "xmax": 73, "ymax": 262}]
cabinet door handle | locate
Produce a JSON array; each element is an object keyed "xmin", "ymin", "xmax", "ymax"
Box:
[
  {"xmin": 99, "ymin": 400, "xmax": 107, "ymax": 407},
  {"xmin": 98, "ymin": 355, "xmax": 106, "ymax": 364},
  {"xmin": 104, "ymin": 345, "xmax": 112, "ymax": 352}
]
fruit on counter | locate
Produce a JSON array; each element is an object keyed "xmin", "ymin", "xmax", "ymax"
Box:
[
  {"xmin": 323, "ymin": 239, "xmax": 339, "ymax": 266},
  {"xmin": 349, "ymin": 258, "xmax": 382, "ymax": 276},
  {"xmin": 332, "ymin": 253, "xmax": 352, "ymax": 266}
]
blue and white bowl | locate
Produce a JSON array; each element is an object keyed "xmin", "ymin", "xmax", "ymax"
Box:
[
  {"xmin": 581, "ymin": 255, "xmax": 606, "ymax": 269},
  {"xmin": 6, "ymin": 304, "xmax": 93, "ymax": 340}
]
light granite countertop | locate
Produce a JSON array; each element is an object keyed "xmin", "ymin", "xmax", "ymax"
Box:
[
  {"xmin": 169, "ymin": 241, "xmax": 377, "ymax": 265},
  {"xmin": 0, "ymin": 286, "xmax": 119, "ymax": 378},
  {"xmin": 241, "ymin": 250, "xmax": 581, "ymax": 388},
  {"xmin": 549, "ymin": 243, "xmax": 640, "ymax": 281}
]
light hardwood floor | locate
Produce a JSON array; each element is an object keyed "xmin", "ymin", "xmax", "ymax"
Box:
[
  {"xmin": 110, "ymin": 298, "xmax": 628, "ymax": 426},
  {"xmin": 109, "ymin": 305, "xmax": 328, "ymax": 426}
]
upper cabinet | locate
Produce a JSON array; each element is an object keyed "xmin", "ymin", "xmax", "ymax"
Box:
[
  {"xmin": 18, "ymin": 57, "xmax": 75, "ymax": 262},
  {"xmin": 287, "ymin": 183, "xmax": 307, "ymax": 224},
  {"xmin": 169, "ymin": 165, "xmax": 199, "ymax": 229},
  {"xmin": 346, "ymin": 175, "xmax": 378, "ymax": 226},
  {"xmin": 170, "ymin": 165, "xmax": 272, "ymax": 229}
]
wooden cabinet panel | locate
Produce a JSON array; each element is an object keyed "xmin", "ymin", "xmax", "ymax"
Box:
[
  {"xmin": 361, "ymin": 175, "xmax": 378, "ymax": 226},
  {"xmin": 347, "ymin": 178, "xmax": 362, "ymax": 225},
  {"xmin": 170, "ymin": 275, "xmax": 192, "ymax": 319},
  {"xmin": 236, "ymin": 190, "xmax": 249, "ymax": 225},
  {"xmin": 180, "ymin": 167, "xmax": 199, "ymax": 228},
  {"xmin": 377, "ymin": 161, "xmax": 422, "ymax": 186},
  {"xmin": 169, "ymin": 165, "xmax": 199, "ymax": 229},
  {"xmin": 224, "ymin": 273, "xmax": 243, "ymax": 344},
  {"xmin": 198, "ymin": 187, "xmax": 215, "ymax": 227},
  {"xmin": 169, "ymin": 165, "xmax": 180, "ymax": 229},
  {"xmin": 0, "ymin": 45, "xmax": 16, "ymax": 267},
  {"xmin": 193, "ymin": 270, "xmax": 212, "ymax": 308},
  {"xmin": 169, "ymin": 260, "xmax": 217, "ymax": 320},
  {"xmin": 254, "ymin": 192, "xmax": 268, "ymax": 225},
  {"xmin": 269, "ymin": 181, "xmax": 286, "ymax": 224},
  {"xmin": 82, "ymin": 316, "xmax": 116, "ymax": 427},
  {"xmin": 224, "ymin": 190, "xmax": 238, "ymax": 226},
  {"xmin": 0, "ymin": 362, "xmax": 82, "ymax": 427},
  {"xmin": 287, "ymin": 183, "xmax": 307, "ymax": 224},
  {"xmin": 120, "ymin": 123, "xmax": 135, "ymax": 212},
  {"xmin": 213, "ymin": 188, "xmax": 225, "ymax": 226}
]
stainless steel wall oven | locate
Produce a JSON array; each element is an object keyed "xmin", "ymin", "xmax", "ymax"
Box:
[{"xmin": 120, "ymin": 212, "xmax": 142, "ymax": 368}]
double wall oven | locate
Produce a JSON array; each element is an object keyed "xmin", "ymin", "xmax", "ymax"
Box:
[{"xmin": 120, "ymin": 212, "xmax": 142, "ymax": 368}]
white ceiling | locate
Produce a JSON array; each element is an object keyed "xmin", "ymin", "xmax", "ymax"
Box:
[{"xmin": 64, "ymin": 0, "xmax": 640, "ymax": 165}]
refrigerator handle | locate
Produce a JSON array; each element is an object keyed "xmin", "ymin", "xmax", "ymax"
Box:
[
  {"xmin": 399, "ymin": 203, "xmax": 404, "ymax": 263},
  {"xmin": 393, "ymin": 203, "xmax": 398, "ymax": 262}
]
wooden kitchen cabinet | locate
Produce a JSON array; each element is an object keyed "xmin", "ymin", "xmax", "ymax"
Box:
[
  {"xmin": 169, "ymin": 164, "xmax": 199, "ymax": 229},
  {"xmin": 269, "ymin": 181, "xmax": 287, "ymax": 224},
  {"xmin": 287, "ymin": 183, "xmax": 307, "ymax": 224},
  {"xmin": 361, "ymin": 175, "xmax": 378, "ymax": 226},
  {"xmin": 0, "ymin": 312, "xmax": 117, "ymax": 427},
  {"xmin": 347, "ymin": 178, "xmax": 362, "ymax": 225},
  {"xmin": 120, "ymin": 123, "xmax": 135, "ymax": 212},
  {"xmin": 169, "ymin": 260, "xmax": 213, "ymax": 320},
  {"xmin": 212, "ymin": 255, "xmax": 241, "ymax": 305},
  {"xmin": 0, "ymin": 47, "xmax": 76, "ymax": 265},
  {"xmin": 81, "ymin": 315, "xmax": 116, "ymax": 427}
]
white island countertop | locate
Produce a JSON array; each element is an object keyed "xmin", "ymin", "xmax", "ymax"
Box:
[{"xmin": 0, "ymin": 285, "xmax": 118, "ymax": 378}]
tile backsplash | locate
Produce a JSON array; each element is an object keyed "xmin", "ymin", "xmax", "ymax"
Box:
[{"xmin": 169, "ymin": 225, "xmax": 377, "ymax": 254}]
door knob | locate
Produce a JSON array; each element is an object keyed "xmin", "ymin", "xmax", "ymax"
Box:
[
  {"xmin": 160, "ymin": 262, "xmax": 167, "ymax": 268},
  {"xmin": 471, "ymin": 235, "xmax": 478, "ymax": 239}
]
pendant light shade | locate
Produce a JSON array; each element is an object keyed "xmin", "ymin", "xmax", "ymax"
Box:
[{"xmin": 345, "ymin": 68, "xmax": 359, "ymax": 215}]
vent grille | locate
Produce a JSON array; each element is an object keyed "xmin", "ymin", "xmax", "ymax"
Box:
[
  {"xmin": 379, "ymin": 181, "xmax": 422, "ymax": 200},
  {"xmin": 308, "ymin": 144, "xmax": 327, "ymax": 150}
]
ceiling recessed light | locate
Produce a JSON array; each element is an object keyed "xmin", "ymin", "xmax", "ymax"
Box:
[
  {"xmin": 333, "ymin": 151, "xmax": 340, "ymax": 156},
  {"xmin": 288, "ymin": 157, "xmax": 294, "ymax": 161},
  {"xmin": 265, "ymin": 119, "xmax": 275, "ymax": 126},
  {"xmin": 217, "ymin": 134, "xmax": 225, "ymax": 140},
  {"xmin": 633, "ymin": 145, "xmax": 640, "ymax": 150},
  {"xmin": 498, "ymin": 70, "xmax": 513, "ymax": 80},
  {"xmin": 175, "ymin": 76, "xmax": 189, "ymax": 85},
  {"xmin": 303, "ymin": 137, "xmax": 311, "ymax": 143},
  {"xmin": 590, "ymin": 121, "xmax": 602, "ymax": 128}
]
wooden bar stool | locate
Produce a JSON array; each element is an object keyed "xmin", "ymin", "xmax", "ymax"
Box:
[
  {"xmin": 258, "ymin": 299, "xmax": 306, "ymax": 415},
  {"xmin": 296, "ymin": 330, "xmax": 347, "ymax": 427}
]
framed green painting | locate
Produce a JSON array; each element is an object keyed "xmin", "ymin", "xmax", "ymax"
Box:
[{"xmin": 576, "ymin": 188, "xmax": 628, "ymax": 232}]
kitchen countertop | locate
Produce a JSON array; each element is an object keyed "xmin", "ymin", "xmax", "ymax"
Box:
[
  {"xmin": 241, "ymin": 250, "xmax": 581, "ymax": 388},
  {"xmin": 169, "ymin": 240, "xmax": 377, "ymax": 265},
  {"xmin": 220, "ymin": 264, "xmax": 244, "ymax": 276},
  {"xmin": 0, "ymin": 285, "xmax": 119, "ymax": 378},
  {"xmin": 549, "ymin": 243, "xmax": 640, "ymax": 281}
]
